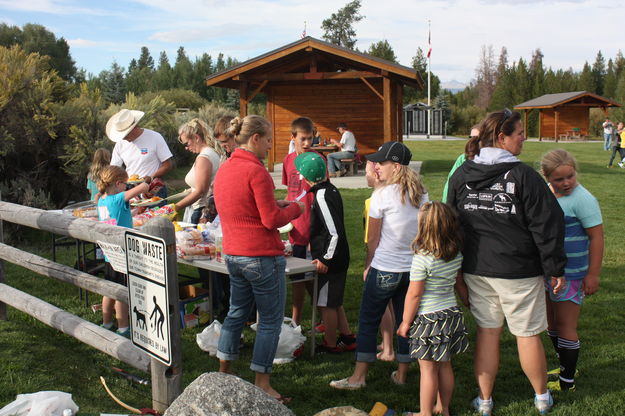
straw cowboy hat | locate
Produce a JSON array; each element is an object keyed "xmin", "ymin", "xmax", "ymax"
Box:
[{"xmin": 106, "ymin": 109, "xmax": 145, "ymax": 142}]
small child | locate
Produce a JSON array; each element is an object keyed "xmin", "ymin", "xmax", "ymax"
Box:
[
  {"xmin": 398, "ymin": 201, "xmax": 469, "ymax": 416},
  {"xmin": 294, "ymin": 152, "xmax": 356, "ymax": 352},
  {"xmin": 541, "ymin": 149, "xmax": 604, "ymax": 391},
  {"xmin": 87, "ymin": 148, "xmax": 111, "ymax": 200},
  {"xmin": 96, "ymin": 165, "xmax": 149, "ymax": 337}
]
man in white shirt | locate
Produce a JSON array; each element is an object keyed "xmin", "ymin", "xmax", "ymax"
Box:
[
  {"xmin": 106, "ymin": 109, "xmax": 173, "ymax": 198},
  {"xmin": 602, "ymin": 118, "xmax": 614, "ymax": 151},
  {"xmin": 328, "ymin": 123, "xmax": 357, "ymax": 177}
]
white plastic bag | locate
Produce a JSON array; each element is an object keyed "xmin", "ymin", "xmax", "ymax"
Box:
[
  {"xmin": 0, "ymin": 391, "xmax": 79, "ymax": 416},
  {"xmin": 196, "ymin": 320, "xmax": 222, "ymax": 356},
  {"xmin": 252, "ymin": 318, "xmax": 306, "ymax": 364}
]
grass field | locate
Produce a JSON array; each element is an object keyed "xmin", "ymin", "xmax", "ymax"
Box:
[{"xmin": 1, "ymin": 140, "xmax": 624, "ymax": 415}]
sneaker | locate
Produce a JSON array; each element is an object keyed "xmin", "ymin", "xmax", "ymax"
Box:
[
  {"xmin": 534, "ymin": 391, "xmax": 554, "ymax": 414},
  {"xmin": 336, "ymin": 334, "xmax": 357, "ymax": 351},
  {"xmin": 100, "ymin": 322, "xmax": 115, "ymax": 331},
  {"xmin": 116, "ymin": 328, "xmax": 130, "ymax": 338},
  {"xmin": 329, "ymin": 377, "xmax": 366, "ymax": 390},
  {"xmin": 472, "ymin": 396, "xmax": 493, "ymax": 416},
  {"xmin": 314, "ymin": 323, "xmax": 326, "ymax": 333},
  {"xmin": 618, "ymin": 162, "xmax": 624, "ymax": 168},
  {"xmin": 547, "ymin": 380, "xmax": 576, "ymax": 392}
]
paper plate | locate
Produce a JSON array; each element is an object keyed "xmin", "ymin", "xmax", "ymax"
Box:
[{"xmin": 131, "ymin": 198, "xmax": 164, "ymax": 207}]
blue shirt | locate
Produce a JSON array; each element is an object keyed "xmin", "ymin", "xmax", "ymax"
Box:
[
  {"xmin": 87, "ymin": 178, "xmax": 98, "ymax": 200},
  {"xmin": 97, "ymin": 192, "xmax": 133, "ymax": 228},
  {"xmin": 556, "ymin": 184, "xmax": 602, "ymax": 280}
]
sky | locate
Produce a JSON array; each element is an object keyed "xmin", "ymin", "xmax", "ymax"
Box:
[{"xmin": 1, "ymin": 0, "xmax": 623, "ymax": 87}]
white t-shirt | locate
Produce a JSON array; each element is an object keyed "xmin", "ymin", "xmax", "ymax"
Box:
[
  {"xmin": 111, "ymin": 129, "xmax": 173, "ymax": 178},
  {"xmin": 369, "ymin": 184, "xmax": 429, "ymax": 272},
  {"xmin": 184, "ymin": 147, "xmax": 221, "ymax": 209},
  {"xmin": 340, "ymin": 131, "xmax": 357, "ymax": 152}
]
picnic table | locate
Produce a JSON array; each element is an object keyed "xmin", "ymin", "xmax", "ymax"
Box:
[{"xmin": 310, "ymin": 144, "xmax": 338, "ymax": 157}]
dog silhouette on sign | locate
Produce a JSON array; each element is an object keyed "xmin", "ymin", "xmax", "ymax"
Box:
[{"xmin": 133, "ymin": 306, "xmax": 147, "ymax": 330}]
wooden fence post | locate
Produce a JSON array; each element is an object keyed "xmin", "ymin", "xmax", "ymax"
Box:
[
  {"xmin": 142, "ymin": 217, "xmax": 182, "ymax": 412},
  {"xmin": 0, "ymin": 191, "xmax": 5, "ymax": 321}
]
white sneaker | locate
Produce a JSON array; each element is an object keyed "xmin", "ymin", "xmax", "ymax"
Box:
[
  {"xmin": 618, "ymin": 162, "xmax": 624, "ymax": 168},
  {"xmin": 534, "ymin": 391, "xmax": 554, "ymax": 414},
  {"xmin": 471, "ymin": 396, "xmax": 493, "ymax": 416}
]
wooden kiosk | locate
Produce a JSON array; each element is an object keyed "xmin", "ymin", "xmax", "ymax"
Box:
[
  {"xmin": 205, "ymin": 36, "xmax": 422, "ymax": 170},
  {"xmin": 514, "ymin": 91, "xmax": 620, "ymax": 141}
]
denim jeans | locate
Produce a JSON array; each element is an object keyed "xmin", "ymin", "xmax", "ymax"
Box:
[
  {"xmin": 355, "ymin": 266, "xmax": 412, "ymax": 363},
  {"xmin": 217, "ymin": 255, "xmax": 286, "ymax": 373},
  {"xmin": 327, "ymin": 151, "xmax": 355, "ymax": 173},
  {"xmin": 604, "ymin": 133, "xmax": 612, "ymax": 151}
]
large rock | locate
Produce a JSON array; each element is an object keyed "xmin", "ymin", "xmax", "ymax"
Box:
[
  {"xmin": 164, "ymin": 372, "xmax": 295, "ymax": 416},
  {"xmin": 313, "ymin": 406, "xmax": 368, "ymax": 416}
]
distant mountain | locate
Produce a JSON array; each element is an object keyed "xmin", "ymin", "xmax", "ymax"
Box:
[{"xmin": 441, "ymin": 80, "xmax": 467, "ymax": 93}]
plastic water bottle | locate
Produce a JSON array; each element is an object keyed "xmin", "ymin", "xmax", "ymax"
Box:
[{"xmin": 215, "ymin": 224, "xmax": 223, "ymax": 263}]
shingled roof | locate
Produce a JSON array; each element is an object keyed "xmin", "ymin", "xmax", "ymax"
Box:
[{"xmin": 515, "ymin": 91, "xmax": 620, "ymax": 109}]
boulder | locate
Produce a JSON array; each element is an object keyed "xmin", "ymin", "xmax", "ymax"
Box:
[
  {"xmin": 164, "ymin": 372, "xmax": 295, "ymax": 416},
  {"xmin": 313, "ymin": 406, "xmax": 369, "ymax": 416}
]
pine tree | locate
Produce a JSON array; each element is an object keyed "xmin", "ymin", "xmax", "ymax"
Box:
[
  {"xmin": 591, "ymin": 50, "xmax": 606, "ymax": 95},
  {"xmin": 321, "ymin": 0, "xmax": 364, "ymax": 49},
  {"xmin": 100, "ymin": 61, "xmax": 126, "ymax": 104},
  {"xmin": 578, "ymin": 61, "xmax": 596, "ymax": 92},
  {"xmin": 604, "ymin": 59, "xmax": 617, "ymax": 98},
  {"xmin": 138, "ymin": 46, "xmax": 155, "ymax": 70},
  {"xmin": 154, "ymin": 51, "xmax": 173, "ymax": 90},
  {"xmin": 173, "ymin": 46, "xmax": 193, "ymax": 90},
  {"xmin": 193, "ymin": 53, "xmax": 213, "ymax": 100},
  {"xmin": 367, "ymin": 40, "xmax": 397, "ymax": 63},
  {"xmin": 496, "ymin": 46, "xmax": 508, "ymax": 82}
]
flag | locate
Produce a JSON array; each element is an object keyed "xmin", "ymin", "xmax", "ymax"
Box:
[
  {"xmin": 427, "ymin": 28, "xmax": 432, "ymax": 58},
  {"xmin": 301, "ymin": 21, "xmax": 307, "ymax": 39}
]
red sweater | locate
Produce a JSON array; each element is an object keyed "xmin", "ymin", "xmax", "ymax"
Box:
[{"xmin": 214, "ymin": 148, "xmax": 301, "ymax": 257}]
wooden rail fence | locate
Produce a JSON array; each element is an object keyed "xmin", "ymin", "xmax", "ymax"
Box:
[{"xmin": 0, "ymin": 200, "xmax": 182, "ymax": 412}]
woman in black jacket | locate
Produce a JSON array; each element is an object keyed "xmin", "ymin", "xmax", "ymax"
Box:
[{"xmin": 446, "ymin": 109, "xmax": 567, "ymax": 415}]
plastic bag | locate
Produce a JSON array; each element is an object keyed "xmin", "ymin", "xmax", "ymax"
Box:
[
  {"xmin": 0, "ymin": 391, "xmax": 79, "ymax": 416},
  {"xmin": 196, "ymin": 320, "xmax": 222, "ymax": 356},
  {"xmin": 251, "ymin": 318, "xmax": 306, "ymax": 364}
]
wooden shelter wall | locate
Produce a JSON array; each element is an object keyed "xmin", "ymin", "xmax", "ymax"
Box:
[
  {"xmin": 270, "ymin": 81, "xmax": 385, "ymax": 163},
  {"xmin": 540, "ymin": 107, "xmax": 589, "ymax": 137}
]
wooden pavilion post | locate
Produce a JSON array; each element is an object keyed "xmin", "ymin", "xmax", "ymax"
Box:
[
  {"xmin": 538, "ymin": 110, "xmax": 542, "ymax": 141},
  {"xmin": 383, "ymin": 77, "xmax": 392, "ymax": 140},
  {"xmin": 266, "ymin": 86, "xmax": 275, "ymax": 172},
  {"xmin": 523, "ymin": 110, "xmax": 528, "ymax": 138},
  {"xmin": 239, "ymin": 82, "xmax": 248, "ymax": 117},
  {"xmin": 554, "ymin": 109, "xmax": 560, "ymax": 142}
]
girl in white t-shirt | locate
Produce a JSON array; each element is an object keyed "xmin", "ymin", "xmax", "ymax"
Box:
[
  {"xmin": 175, "ymin": 118, "xmax": 222, "ymax": 224},
  {"xmin": 331, "ymin": 141, "xmax": 428, "ymax": 390}
]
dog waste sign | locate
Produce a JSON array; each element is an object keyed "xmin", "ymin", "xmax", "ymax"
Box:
[{"xmin": 125, "ymin": 230, "xmax": 171, "ymax": 365}]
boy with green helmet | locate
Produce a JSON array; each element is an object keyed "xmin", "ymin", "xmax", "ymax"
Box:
[{"xmin": 294, "ymin": 152, "xmax": 356, "ymax": 352}]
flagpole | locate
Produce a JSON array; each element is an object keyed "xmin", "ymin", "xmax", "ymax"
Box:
[{"xmin": 427, "ymin": 19, "xmax": 431, "ymax": 139}]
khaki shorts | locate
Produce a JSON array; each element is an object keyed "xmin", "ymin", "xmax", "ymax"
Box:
[{"xmin": 464, "ymin": 273, "xmax": 547, "ymax": 337}]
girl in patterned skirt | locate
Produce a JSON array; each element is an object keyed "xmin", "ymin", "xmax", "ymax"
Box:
[{"xmin": 398, "ymin": 201, "xmax": 469, "ymax": 416}]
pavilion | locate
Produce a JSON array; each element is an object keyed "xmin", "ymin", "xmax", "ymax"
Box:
[{"xmin": 205, "ymin": 36, "xmax": 422, "ymax": 170}]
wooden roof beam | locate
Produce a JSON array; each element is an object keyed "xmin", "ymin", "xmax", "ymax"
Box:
[
  {"xmin": 248, "ymin": 80, "xmax": 268, "ymax": 102},
  {"xmin": 239, "ymin": 71, "xmax": 382, "ymax": 82},
  {"xmin": 360, "ymin": 77, "xmax": 383, "ymax": 100}
]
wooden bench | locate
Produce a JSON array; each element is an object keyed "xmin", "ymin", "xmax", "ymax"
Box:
[{"xmin": 340, "ymin": 158, "xmax": 358, "ymax": 176}]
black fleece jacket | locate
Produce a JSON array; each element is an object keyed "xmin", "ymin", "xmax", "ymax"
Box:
[{"xmin": 447, "ymin": 159, "xmax": 566, "ymax": 279}]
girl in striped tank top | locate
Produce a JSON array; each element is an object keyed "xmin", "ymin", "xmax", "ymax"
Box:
[{"xmin": 398, "ymin": 201, "xmax": 469, "ymax": 416}]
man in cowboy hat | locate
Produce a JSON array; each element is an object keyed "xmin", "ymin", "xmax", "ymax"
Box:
[{"xmin": 106, "ymin": 109, "xmax": 173, "ymax": 198}]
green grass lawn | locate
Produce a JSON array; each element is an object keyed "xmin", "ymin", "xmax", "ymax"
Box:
[{"xmin": 1, "ymin": 141, "xmax": 624, "ymax": 415}]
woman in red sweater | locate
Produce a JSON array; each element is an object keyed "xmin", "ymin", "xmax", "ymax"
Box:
[{"xmin": 213, "ymin": 115, "xmax": 303, "ymax": 403}]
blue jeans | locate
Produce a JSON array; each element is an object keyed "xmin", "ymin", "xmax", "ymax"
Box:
[
  {"xmin": 217, "ymin": 255, "xmax": 286, "ymax": 373},
  {"xmin": 327, "ymin": 151, "xmax": 355, "ymax": 173},
  {"xmin": 356, "ymin": 266, "xmax": 412, "ymax": 363},
  {"xmin": 604, "ymin": 133, "xmax": 612, "ymax": 151}
]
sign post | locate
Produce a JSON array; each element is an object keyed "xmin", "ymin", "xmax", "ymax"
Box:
[
  {"xmin": 125, "ymin": 231, "xmax": 171, "ymax": 365},
  {"xmin": 125, "ymin": 217, "xmax": 182, "ymax": 411}
]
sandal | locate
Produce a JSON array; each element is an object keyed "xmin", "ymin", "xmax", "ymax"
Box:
[
  {"xmin": 390, "ymin": 370, "xmax": 405, "ymax": 385},
  {"xmin": 275, "ymin": 395, "xmax": 292, "ymax": 405}
]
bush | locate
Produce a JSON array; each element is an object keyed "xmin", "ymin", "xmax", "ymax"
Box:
[
  {"xmin": 140, "ymin": 88, "xmax": 207, "ymax": 110},
  {"xmin": 449, "ymin": 104, "xmax": 485, "ymax": 136}
]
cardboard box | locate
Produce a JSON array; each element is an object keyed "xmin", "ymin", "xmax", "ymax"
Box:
[{"xmin": 179, "ymin": 285, "xmax": 210, "ymax": 329}]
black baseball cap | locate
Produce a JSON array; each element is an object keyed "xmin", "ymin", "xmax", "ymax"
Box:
[{"xmin": 366, "ymin": 141, "xmax": 412, "ymax": 165}]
